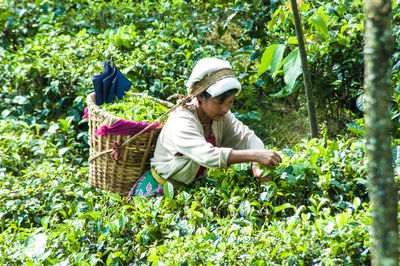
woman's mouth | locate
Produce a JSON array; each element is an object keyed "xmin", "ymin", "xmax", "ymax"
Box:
[{"xmin": 214, "ymin": 113, "xmax": 225, "ymax": 119}]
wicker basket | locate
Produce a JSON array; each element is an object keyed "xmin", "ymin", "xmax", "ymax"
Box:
[{"xmin": 86, "ymin": 92, "xmax": 173, "ymax": 196}]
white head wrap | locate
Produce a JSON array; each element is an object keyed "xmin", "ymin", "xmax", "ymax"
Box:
[{"xmin": 186, "ymin": 57, "xmax": 242, "ymax": 97}]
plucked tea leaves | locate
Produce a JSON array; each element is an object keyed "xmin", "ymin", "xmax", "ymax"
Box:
[{"xmin": 102, "ymin": 92, "xmax": 169, "ymax": 122}]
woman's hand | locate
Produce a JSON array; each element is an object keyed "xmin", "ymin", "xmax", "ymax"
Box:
[
  {"xmin": 252, "ymin": 163, "xmax": 271, "ymax": 182},
  {"xmin": 255, "ymin": 150, "xmax": 282, "ymax": 168},
  {"xmin": 227, "ymin": 149, "xmax": 281, "ymax": 182},
  {"xmin": 227, "ymin": 149, "xmax": 282, "ymax": 169}
]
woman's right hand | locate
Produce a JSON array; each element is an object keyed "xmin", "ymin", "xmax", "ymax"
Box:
[
  {"xmin": 256, "ymin": 150, "xmax": 282, "ymax": 168},
  {"xmin": 227, "ymin": 149, "xmax": 282, "ymax": 168}
]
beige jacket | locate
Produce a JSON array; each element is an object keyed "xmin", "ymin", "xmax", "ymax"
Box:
[{"xmin": 150, "ymin": 106, "xmax": 265, "ymax": 185}]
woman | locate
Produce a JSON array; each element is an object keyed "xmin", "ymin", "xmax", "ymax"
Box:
[{"xmin": 128, "ymin": 57, "xmax": 281, "ymax": 198}]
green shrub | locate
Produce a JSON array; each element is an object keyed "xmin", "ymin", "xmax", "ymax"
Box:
[{"xmin": 0, "ymin": 124, "xmax": 377, "ymax": 264}]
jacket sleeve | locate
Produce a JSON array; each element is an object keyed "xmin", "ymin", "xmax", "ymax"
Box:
[
  {"xmin": 168, "ymin": 112, "xmax": 233, "ymax": 169},
  {"xmin": 221, "ymin": 111, "xmax": 265, "ymax": 150}
]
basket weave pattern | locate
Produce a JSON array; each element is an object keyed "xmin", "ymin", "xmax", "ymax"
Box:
[{"xmin": 86, "ymin": 92, "xmax": 163, "ymax": 196}]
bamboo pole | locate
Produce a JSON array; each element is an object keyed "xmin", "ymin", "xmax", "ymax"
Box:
[{"xmin": 290, "ymin": 0, "xmax": 318, "ymax": 138}]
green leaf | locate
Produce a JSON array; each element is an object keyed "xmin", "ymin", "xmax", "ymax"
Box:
[
  {"xmin": 308, "ymin": 205, "xmax": 317, "ymax": 215},
  {"xmin": 109, "ymin": 220, "xmax": 118, "ymax": 234},
  {"xmin": 75, "ymin": 251, "xmax": 87, "ymax": 262},
  {"xmin": 25, "ymin": 233, "xmax": 48, "ymax": 261},
  {"xmin": 249, "ymin": 50, "xmax": 260, "ymax": 61},
  {"xmin": 324, "ymin": 221, "xmax": 335, "ymax": 234},
  {"xmin": 268, "ymin": 8, "xmax": 282, "ymax": 30},
  {"xmin": 282, "ymin": 148, "xmax": 294, "ymax": 158},
  {"xmin": 346, "ymin": 123, "xmax": 364, "ymax": 136},
  {"xmin": 221, "ymin": 176, "xmax": 229, "ymax": 188},
  {"xmin": 13, "ymin": 96, "xmax": 29, "ymax": 105},
  {"xmin": 392, "ymin": 146, "xmax": 400, "ymax": 166},
  {"xmin": 270, "ymin": 83, "xmax": 298, "ymax": 98},
  {"xmin": 34, "ymin": 0, "xmax": 44, "ymax": 8},
  {"xmin": 78, "ymin": 211, "xmax": 100, "ymax": 220},
  {"xmin": 260, "ymin": 192, "xmax": 269, "ymax": 202},
  {"xmin": 287, "ymin": 36, "xmax": 298, "ymax": 44},
  {"xmin": 283, "ymin": 49, "xmax": 302, "ymax": 89},
  {"xmin": 310, "ymin": 15, "xmax": 328, "ymax": 39},
  {"xmin": 336, "ymin": 212, "xmax": 349, "ymax": 226},
  {"xmin": 164, "ymin": 182, "xmax": 174, "ymax": 198},
  {"xmin": 258, "ymin": 44, "xmax": 284, "ymax": 76},
  {"xmin": 76, "ymin": 29, "xmax": 87, "ymax": 39},
  {"xmin": 270, "ymin": 245, "xmax": 280, "ymax": 257},
  {"xmin": 148, "ymin": 253, "xmax": 160, "ymax": 262},
  {"xmin": 58, "ymin": 119, "xmax": 70, "ymax": 130},
  {"xmin": 41, "ymin": 216, "xmax": 50, "ymax": 229},
  {"xmin": 316, "ymin": 198, "xmax": 328, "ymax": 212},
  {"xmin": 309, "ymin": 152, "xmax": 318, "ymax": 165},
  {"xmin": 274, "ymin": 203, "xmax": 292, "ymax": 214},
  {"xmin": 353, "ymin": 197, "xmax": 361, "ymax": 212},
  {"xmin": 239, "ymin": 200, "xmax": 251, "ymax": 216},
  {"xmin": 356, "ymin": 94, "xmax": 365, "ymax": 112},
  {"xmin": 247, "ymin": 111, "xmax": 262, "ymax": 121},
  {"xmin": 1, "ymin": 109, "xmax": 11, "ymax": 118},
  {"xmin": 119, "ymin": 214, "xmax": 128, "ymax": 231},
  {"xmin": 271, "ymin": 44, "xmax": 286, "ymax": 75},
  {"xmin": 108, "ymin": 193, "xmax": 122, "ymax": 203},
  {"xmin": 58, "ymin": 147, "xmax": 70, "ymax": 156},
  {"xmin": 173, "ymin": 38, "xmax": 183, "ymax": 45}
]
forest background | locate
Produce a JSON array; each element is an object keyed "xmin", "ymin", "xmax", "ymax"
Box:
[{"xmin": 1, "ymin": 0, "xmax": 400, "ymax": 264}]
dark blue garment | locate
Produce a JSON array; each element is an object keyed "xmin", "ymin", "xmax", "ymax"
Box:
[
  {"xmin": 92, "ymin": 60, "xmax": 132, "ymax": 105},
  {"xmin": 106, "ymin": 67, "xmax": 132, "ymax": 104},
  {"xmin": 92, "ymin": 61, "xmax": 113, "ymax": 105},
  {"xmin": 102, "ymin": 66, "xmax": 117, "ymax": 104}
]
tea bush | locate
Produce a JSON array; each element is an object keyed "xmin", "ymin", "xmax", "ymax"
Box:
[{"xmin": 0, "ymin": 118, "xmax": 387, "ymax": 264}]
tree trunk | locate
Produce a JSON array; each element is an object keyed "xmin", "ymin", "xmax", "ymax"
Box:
[
  {"xmin": 290, "ymin": 0, "xmax": 318, "ymax": 138},
  {"xmin": 364, "ymin": 0, "xmax": 399, "ymax": 265}
]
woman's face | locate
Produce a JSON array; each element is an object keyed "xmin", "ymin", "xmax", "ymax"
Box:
[{"xmin": 200, "ymin": 93, "xmax": 236, "ymax": 121}]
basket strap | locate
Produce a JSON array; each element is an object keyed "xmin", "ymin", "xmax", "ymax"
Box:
[
  {"xmin": 110, "ymin": 141, "xmax": 123, "ymax": 161},
  {"xmin": 88, "ymin": 94, "xmax": 194, "ymax": 163}
]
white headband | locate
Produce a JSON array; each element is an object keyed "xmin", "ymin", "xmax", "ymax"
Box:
[{"xmin": 186, "ymin": 57, "xmax": 242, "ymax": 97}]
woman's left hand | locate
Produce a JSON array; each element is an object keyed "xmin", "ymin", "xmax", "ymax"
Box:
[{"xmin": 252, "ymin": 163, "xmax": 270, "ymax": 182}]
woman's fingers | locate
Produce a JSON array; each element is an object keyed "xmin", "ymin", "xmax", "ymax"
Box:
[
  {"xmin": 272, "ymin": 151, "xmax": 282, "ymax": 163},
  {"xmin": 252, "ymin": 164, "xmax": 271, "ymax": 182},
  {"xmin": 252, "ymin": 163, "xmax": 264, "ymax": 178},
  {"xmin": 261, "ymin": 150, "xmax": 282, "ymax": 168},
  {"xmin": 253, "ymin": 150, "xmax": 282, "ymax": 168}
]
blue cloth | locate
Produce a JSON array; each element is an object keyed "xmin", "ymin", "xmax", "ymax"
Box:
[
  {"xmin": 92, "ymin": 61, "xmax": 113, "ymax": 105},
  {"xmin": 92, "ymin": 60, "xmax": 132, "ymax": 105}
]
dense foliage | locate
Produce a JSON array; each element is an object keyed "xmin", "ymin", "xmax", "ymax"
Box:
[
  {"xmin": 102, "ymin": 91, "xmax": 170, "ymax": 122},
  {"xmin": 1, "ymin": 0, "xmax": 400, "ymax": 264},
  {"xmin": 0, "ymin": 118, "xmax": 375, "ymax": 264}
]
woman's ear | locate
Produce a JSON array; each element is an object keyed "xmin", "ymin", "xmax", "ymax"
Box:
[{"xmin": 197, "ymin": 93, "xmax": 205, "ymax": 104}]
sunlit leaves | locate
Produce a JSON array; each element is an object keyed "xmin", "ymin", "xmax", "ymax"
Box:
[
  {"xmin": 309, "ymin": 15, "xmax": 328, "ymax": 40},
  {"xmin": 163, "ymin": 182, "xmax": 174, "ymax": 199},
  {"xmin": 258, "ymin": 45, "xmax": 302, "ymax": 98},
  {"xmin": 258, "ymin": 44, "xmax": 286, "ymax": 77},
  {"xmin": 283, "ymin": 49, "xmax": 302, "ymax": 90},
  {"xmin": 24, "ymin": 233, "xmax": 49, "ymax": 264}
]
